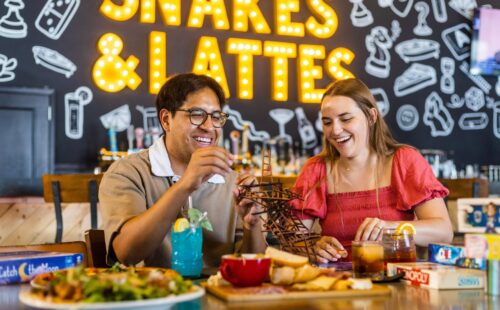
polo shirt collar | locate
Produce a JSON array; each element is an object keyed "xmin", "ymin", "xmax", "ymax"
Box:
[{"xmin": 149, "ymin": 137, "xmax": 225, "ymax": 184}]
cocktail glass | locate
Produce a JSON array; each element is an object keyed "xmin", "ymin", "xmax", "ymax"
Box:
[
  {"xmin": 171, "ymin": 226, "xmax": 203, "ymax": 277},
  {"xmin": 352, "ymin": 240, "xmax": 384, "ymax": 280},
  {"xmin": 382, "ymin": 228, "xmax": 417, "ymax": 265}
]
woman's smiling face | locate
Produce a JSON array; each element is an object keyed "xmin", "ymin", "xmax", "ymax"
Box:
[{"xmin": 321, "ymin": 95, "xmax": 374, "ymax": 159}]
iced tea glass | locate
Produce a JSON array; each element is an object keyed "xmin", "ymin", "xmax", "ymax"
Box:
[
  {"xmin": 382, "ymin": 228, "xmax": 417, "ymax": 265},
  {"xmin": 351, "ymin": 240, "xmax": 384, "ymax": 280}
]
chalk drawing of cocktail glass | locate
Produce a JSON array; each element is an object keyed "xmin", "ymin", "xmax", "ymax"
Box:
[{"xmin": 269, "ymin": 108, "xmax": 294, "ymax": 144}]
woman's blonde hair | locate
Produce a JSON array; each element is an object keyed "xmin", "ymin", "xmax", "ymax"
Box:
[{"xmin": 319, "ymin": 78, "xmax": 402, "ymax": 162}]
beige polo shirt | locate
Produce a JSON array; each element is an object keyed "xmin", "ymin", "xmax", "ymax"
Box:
[{"xmin": 99, "ymin": 138, "xmax": 238, "ymax": 268}]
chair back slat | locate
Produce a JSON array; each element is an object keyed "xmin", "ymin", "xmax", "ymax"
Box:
[{"xmin": 42, "ymin": 174, "xmax": 103, "ymax": 203}]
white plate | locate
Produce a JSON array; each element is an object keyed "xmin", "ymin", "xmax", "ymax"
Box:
[{"xmin": 19, "ymin": 285, "xmax": 204, "ymax": 310}]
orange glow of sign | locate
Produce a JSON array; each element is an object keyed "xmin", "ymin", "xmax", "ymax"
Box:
[
  {"xmin": 263, "ymin": 41, "xmax": 296, "ymax": 101},
  {"xmin": 298, "ymin": 44, "xmax": 325, "ymax": 103},
  {"xmin": 275, "ymin": 0, "xmax": 304, "ymax": 37},
  {"xmin": 188, "ymin": 0, "xmax": 230, "ymax": 29},
  {"xmin": 140, "ymin": 0, "xmax": 180, "ymax": 25},
  {"xmin": 227, "ymin": 38, "xmax": 262, "ymax": 99},
  {"xmin": 233, "ymin": 0, "xmax": 270, "ymax": 34},
  {"xmin": 305, "ymin": 0, "xmax": 338, "ymax": 39},
  {"xmin": 326, "ymin": 47, "xmax": 355, "ymax": 80},
  {"xmin": 149, "ymin": 31, "xmax": 167, "ymax": 94}
]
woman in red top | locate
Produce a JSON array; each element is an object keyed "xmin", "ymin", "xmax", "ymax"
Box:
[{"xmin": 291, "ymin": 78, "xmax": 453, "ymax": 263}]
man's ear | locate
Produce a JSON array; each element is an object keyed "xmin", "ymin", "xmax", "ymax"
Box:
[
  {"xmin": 159, "ymin": 109, "xmax": 171, "ymax": 132},
  {"xmin": 369, "ymin": 108, "xmax": 378, "ymax": 125}
]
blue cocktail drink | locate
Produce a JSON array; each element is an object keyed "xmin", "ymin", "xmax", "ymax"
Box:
[{"xmin": 171, "ymin": 226, "xmax": 203, "ymax": 277}]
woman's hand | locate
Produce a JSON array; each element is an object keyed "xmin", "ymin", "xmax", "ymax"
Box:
[
  {"xmin": 355, "ymin": 217, "xmax": 390, "ymax": 241},
  {"xmin": 314, "ymin": 236, "xmax": 347, "ymax": 263}
]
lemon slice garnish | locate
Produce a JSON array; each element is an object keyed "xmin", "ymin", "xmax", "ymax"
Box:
[
  {"xmin": 173, "ymin": 218, "xmax": 190, "ymax": 233},
  {"xmin": 395, "ymin": 223, "xmax": 416, "ymax": 235}
]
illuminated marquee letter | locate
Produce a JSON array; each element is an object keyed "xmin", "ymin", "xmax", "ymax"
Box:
[
  {"xmin": 227, "ymin": 38, "xmax": 262, "ymax": 99},
  {"xmin": 275, "ymin": 0, "xmax": 304, "ymax": 37},
  {"xmin": 149, "ymin": 31, "xmax": 167, "ymax": 94},
  {"xmin": 140, "ymin": 0, "xmax": 181, "ymax": 25},
  {"xmin": 192, "ymin": 36, "xmax": 230, "ymax": 97},
  {"xmin": 298, "ymin": 44, "xmax": 325, "ymax": 104},
  {"xmin": 188, "ymin": 0, "xmax": 229, "ymax": 29},
  {"xmin": 305, "ymin": 0, "xmax": 338, "ymax": 39},
  {"xmin": 93, "ymin": 33, "xmax": 142, "ymax": 93},
  {"xmin": 233, "ymin": 0, "xmax": 270, "ymax": 34},
  {"xmin": 326, "ymin": 47, "xmax": 355, "ymax": 80},
  {"xmin": 263, "ymin": 41, "xmax": 296, "ymax": 101},
  {"xmin": 100, "ymin": 0, "xmax": 138, "ymax": 21}
]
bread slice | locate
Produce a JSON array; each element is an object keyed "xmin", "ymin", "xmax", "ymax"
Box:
[
  {"xmin": 292, "ymin": 276, "xmax": 338, "ymax": 291},
  {"xmin": 270, "ymin": 266, "xmax": 295, "ymax": 285},
  {"xmin": 265, "ymin": 247, "xmax": 308, "ymax": 268},
  {"xmin": 294, "ymin": 264, "xmax": 321, "ymax": 283}
]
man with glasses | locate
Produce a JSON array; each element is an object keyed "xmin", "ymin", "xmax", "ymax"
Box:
[{"xmin": 99, "ymin": 73, "xmax": 266, "ymax": 268}]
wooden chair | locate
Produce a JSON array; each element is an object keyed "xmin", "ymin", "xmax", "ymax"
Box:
[
  {"xmin": 42, "ymin": 174, "xmax": 103, "ymax": 243},
  {"xmin": 84, "ymin": 229, "xmax": 108, "ymax": 268},
  {"xmin": 0, "ymin": 241, "xmax": 89, "ymax": 266}
]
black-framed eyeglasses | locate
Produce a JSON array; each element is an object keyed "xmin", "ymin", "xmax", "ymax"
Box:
[{"xmin": 176, "ymin": 108, "xmax": 229, "ymax": 128}]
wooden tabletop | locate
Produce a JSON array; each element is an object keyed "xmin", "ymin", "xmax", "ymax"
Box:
[{"xmin": 4, "ymin": 282, "xmax": 498, "ymax": 310}]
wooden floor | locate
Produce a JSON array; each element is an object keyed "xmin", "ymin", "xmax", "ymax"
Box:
[{"xmin": 0, "ymin": 198, "xmax": 101, "ymax": 246}]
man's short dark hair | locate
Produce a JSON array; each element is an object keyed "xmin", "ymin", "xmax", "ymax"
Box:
[{"xmin": 155, "ymin": 73, "xmax": 226, "ymax": 120}]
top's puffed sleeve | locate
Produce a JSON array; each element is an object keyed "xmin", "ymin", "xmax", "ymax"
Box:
[
  {"xmin": 290, "ymin": 156, "xmax": 328, "ymax": 220},
  {"xmin": 392, "ymin": 147, "xmax": 449, "ymax": 211}
]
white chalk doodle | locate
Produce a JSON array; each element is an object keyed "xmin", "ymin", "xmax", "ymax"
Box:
[
  {"xmin": 32, "ymin": 46, "xmax": 76, "ymax": 78},
  {"xmin": 295, "ymin": 107, "xmax": 318, "ymax": 150},
  {"xmin": 136, "ymin": 105, "xmax": 159, "ymax": 132},
  {"xmin": 413, "ymin": 2, "xmax": 432, "ymax": 36},
  {"xmin": 350, "ymin": 0, "xmax": 373, "ymax": 27},
  {"xmin": 390, "ymin": 0, "xmax": 414, "ymax": 17},
  {"xmin": 35, "ymin": 0, "xmax": 81, "ymax": 40},
  {"xmin": 65, "ymin": 86, "xmax": 92, "ymax": 140},
  {"xmin": 431, "ymin": 0, "xmax": 448, "ymax": 22},
  {"xmin": 394, "ymin": 63, "xmax": 437, "ymax": 97},
  {"xmin": 493, "ymin": 102, "xmax": 500, "ymax": 139},
  {"xmin": 371, "ymin": 88, "xmax": 390, "ymax": 117},
  {"xmin": 496, "ymin": 77, "xmax": 500, "ymax": 97},
  {"xmin": 440, "ymin": 57, "xmax": 455, "ymax": 94},
  {"xmin": 395, "ymin": 39, "xmax": 440, "ymax": 63},
  {"xmin": 441, "ymin": 23, "xmax": 471, "ymax": 61},
  {"xmin": 396, "ymin": 104, "xmax": 419, "ymax": 131},
  {"xmin": 100, "ymin": 104, "xmax": 131, "ymax": 132},
  {"xmin": 447, "ymin": 94, "xmax": 465, "ymax": 109},
  {"xmin": 269, "ymin": 108, "xmax": 294, "ymax": 145},
  {"xmin": 365, "ymin": 25, "xmax": 396, "ymax": 78},
  {"xmin": 448, "ymin": 0, "xmax": 477, "ymax": 19},
  {"xmin": 459, "ymin": 61, "xmax": 492, "ymax": 94},
  {"xmin": 315, "ymin": 111, "xmax": 323, "ymax": 132},
  {"xmin": 222, "ymin": 105, "xmax": 270, "ymax": 142},
  {"xmin": 0, "ymin": 0, "xmax": 27, "ymax": 38},
  {"xmin": 423, "ymin": 92, "xmax": 454, "ymax": 137},
  {"xmin": 458, "ymin": 112, "xmax": 489, "ymax": 130},
  {"xmin": 464, "ymin": 86, "xmax": 485, "ymax": 111},
  {"xmin": 0, "ymin": 53, "xmax": 17, "ymax": 82}
]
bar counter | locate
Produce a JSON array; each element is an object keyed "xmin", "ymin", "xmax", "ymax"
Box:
[{"xmin": 2, "ymin": 281, "xmax": 498, "ymax": 310}]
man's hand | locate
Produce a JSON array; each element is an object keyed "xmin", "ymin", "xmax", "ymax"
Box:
[
  {"xmin": 233, "ymin": 174, "xmax": 261, "ymax": 230},
  {"xmin": 177, "ymin": 146, "xmax": 233, "ymax": 192}
]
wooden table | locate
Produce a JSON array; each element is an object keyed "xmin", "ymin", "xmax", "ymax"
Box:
[{"xmin": 2, "ymin": 282, "xmax": 499, "ymax": 310}]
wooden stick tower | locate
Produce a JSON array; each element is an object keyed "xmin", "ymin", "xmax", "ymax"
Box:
[{"xmin": 237, "ymin": 145, "xmax": 320, "ymax": 262}]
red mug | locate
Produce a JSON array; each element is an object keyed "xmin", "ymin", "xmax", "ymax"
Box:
[{"xmin": 219, "ymin": 254, "xmax": 271, "ymax": 287}]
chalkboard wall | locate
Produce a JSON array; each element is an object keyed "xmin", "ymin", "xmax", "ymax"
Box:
[{"xmin": 0, "ymin": 0, "xmax": 498, "ymax": 173}]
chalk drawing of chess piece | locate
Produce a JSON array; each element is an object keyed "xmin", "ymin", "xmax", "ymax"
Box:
[
  {"xmin": 222, "ymin": 105, "xmax": 270, "ymax": 142},
  {"xmin": 315, "ymin": 111, "xmax": 323, "ymax": 132},
  {"xmin": 35, "ymin": 0, "xmax": 81, "ymax": 40},
  {"xmin": 100, "ymin": 104, "xmax": 131, "ymax": 132},
  {"xmin": 448, "ymin": 0, "xmax": 477, "ymax": 19},
  {"xmin": 396, "ymin": 104, "xmax": 419, "ymax": 131},
  {"xmin": 269, "ymin": 108, "xmax": 294, "ymax": 145},
  {"xmin": 295, "ymin": 107, "xmax": 317, "ymax": 150},
  {"xmin": 0, "ymin": 53, "xmax": 17, "ymax": 82},
  {"xmin": 65, "ymin": 86, "xmax": 93, "ymax": 139},
  {"xmin": 447, "ymin": 94, "xmax": 465, "ymax": 109},
  {"xmin": 0, "ymin": 0, "xmax": 27, "ymax": 38},
  {"xmin": 458, "ymin": 112, "xmax": 488, "ymax": 130},
  {"xmin": 413, "ymin": 2, "xmax": 432, "ymax": 36},
  {"xmin": 136, "ymin": 105, "xmax": 159, "ymax": 132},
  {"xmin": 371, "ymin": 88, "xmax": 390, "ymax": 117},
  {"xmin": 423, "ymin": 92, "xmax": 454, "ymax": 137},
  {"xmin": 365, "ymin": 26, "xmax": 393, "ymax": 78},
  {"xmin": 464, "ymin": 86, "xmax": 485, "ymax": 111},
  {"xmin": 440, "ymin": 57, "xmax": 455, "ymax": 94},
  {"xmin": 431, "ymin": 0, "xmax": 447, "ymax": 22},
  {"xmin": 350, "ymin": 0, "xmax": 373, "ymax": 27},
  {"xmin": 390, "ymin": 0, "xmax": 414, "ymax": 17}
]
